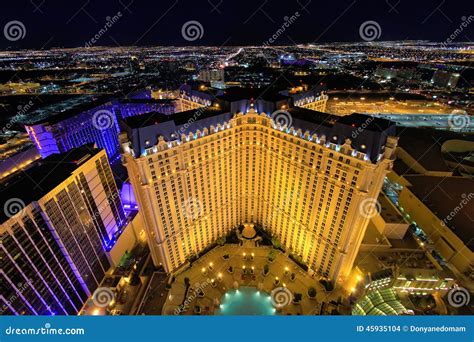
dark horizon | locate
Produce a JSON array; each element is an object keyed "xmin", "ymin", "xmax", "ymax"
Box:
[{"xmin": 1, "ymin": 0, "xmax": 472, "ymax": 49}]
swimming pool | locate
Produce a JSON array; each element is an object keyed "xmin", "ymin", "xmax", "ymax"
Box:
[{"xmin": 215, "ymin": 287, "xmax": 276, "ymax": 315}]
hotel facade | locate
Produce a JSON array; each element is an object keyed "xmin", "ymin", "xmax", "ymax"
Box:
[
  {"xmin": 1, "ymin": 147, "xmax": 125, "ymax": 315},
  {"xmin": 122, "ymin": 106, "xmax": 397, "ymax": 285}
]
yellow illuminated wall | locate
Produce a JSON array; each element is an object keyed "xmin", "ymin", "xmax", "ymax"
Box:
[{"xmin": 123, "ymin": 110, "xmax": 395, "ymax": 284}]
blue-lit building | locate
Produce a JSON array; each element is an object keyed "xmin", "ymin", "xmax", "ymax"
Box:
[
  {"xmin": 24, "ymin": 96, "xmax": 120, "ymax": 160},
  {"xmin": 113, "ymin": 98, "xmax": 176, "ymax": 120},
  {"xmin": 23, "ymin": 94, "xmax": 182, "ymax": 161},
  {"xmin": 0, "ymin": 146, "xmax": 126, "ymax": 315}
]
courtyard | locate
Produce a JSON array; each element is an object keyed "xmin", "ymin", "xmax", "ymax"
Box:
[{"xmin": 162, "ymin": 239, "xmax": 346, "ymax": 315}]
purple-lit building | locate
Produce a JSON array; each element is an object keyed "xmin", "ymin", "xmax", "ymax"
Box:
[
  {"xmin": 120, "ymin": 182, "xmax": 138, "ymax": 212},
  {"xmin": 24, "ymin": 96, "xmax": 120, "ymax": 160},
  {"xmin": 23, "ymin": 94, "xmax": 180, "ymax": 161},
  {"xmin": 113, "ymin": 98, "xmax": 176, "ymax": 119},
  {"xmin": 0, "ymin": 146, "xmax": 126, "ymax": 315}
]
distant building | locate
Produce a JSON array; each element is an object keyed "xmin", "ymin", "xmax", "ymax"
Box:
[
  {"xmin": 0, "ymin": 146, "xmax": 126, "ymax": 315},
  {"xmin": 113, "ymin": 98, "xmax": 176, "ymax": 119},
  {"xmin": 291, "ymin": 90, "xmax": 328, "ymax": 112},
  {"xmin": 24, "ymin": 96, "xmax": 120, "ymax": 159},
  {"xmin": 365, "ymin": 268, "xmax": 455, "ymax": 294},
  {"xmin": 24, "ymin": 95, "xmax": 182, "ymax": 160},
  {"xmin": 398, "ymin": 176, "xmax": 474, "ymax": 279},
  {"xmin": 197, "ymin": 69, "xmax": 224, "ymax": 83},
  {"xmin": 431, "ymin": 70, "xmax": 460, "ymax": 88}
]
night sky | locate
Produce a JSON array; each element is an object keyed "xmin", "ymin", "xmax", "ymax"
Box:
[{"xmin": 1, "ymin": 0, "xmax": 472, "ymax": 49}]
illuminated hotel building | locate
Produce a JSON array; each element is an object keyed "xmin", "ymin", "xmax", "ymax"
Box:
[
  {"xmin": 24, "ymin": 92, "xmax": 207, "ymax": 161},
  {"xmin": 0, "ymin": 146, "xmax": 125, "ymax": 315},
  {"xmin": 293, "ymin": 92, "xmax": 328, "ymax": 112},
  {"xmin": 24, "ymin": 97, "xmax": 120, "ymax": 160},
  {"xmin": 176, "ymin": 85, "xmax": 211, "ymax": 112},
  {"xmin": 113, "ymin": 98, "xmax": 176, "ymax": 119},
  {"xmin": 122, "ymin": 104, "xmax": 397, "ymax": 285}
]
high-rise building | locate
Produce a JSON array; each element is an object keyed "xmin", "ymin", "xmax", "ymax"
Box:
[
  {"xmin": 24, "ymin": 96, "xmax": 120, "ymax": 160},
  {"xmin": 197, "ymin": 69, "xmax": 225, "ymax": 83},
  {"xmin": 0, "ymin": 146, "xmax": 126, "ymax": 315},
  {"xmin": 113, "ymin": 98, "xmax": 176, "ymax": 120},
  {"xmin": 122, "ymin": 107, "xmax": 397, "ymax": 285}
]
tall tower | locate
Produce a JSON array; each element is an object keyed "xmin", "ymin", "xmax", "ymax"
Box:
[
  {"xmin": 1, "ymin": 146, "xmax": 125, "ymax": 315},
  {"xmin": 122, "ymin": 108, "xmax": 396, "ymax": 285}
]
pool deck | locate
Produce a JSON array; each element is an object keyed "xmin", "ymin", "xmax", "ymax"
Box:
[
  {"xmin": 162, "ymin": 243, "xmax": 345, "ymax": 315},
  {"xmin": 215, "ymin": 287, "xmax": 276, "ymax": 315}
]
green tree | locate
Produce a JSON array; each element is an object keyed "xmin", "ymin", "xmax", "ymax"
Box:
[
  {"xmin": 271, "ymin": 236, "xmax": 281, "ymax": 249},
  {"xmin": 308, "ymin": 287, "xmax": 317, "ymax": 298},
  {"xmin": 268, "ymin": 249, "xmax": 276, "ymax": 261},
  {"xmin": 263, "ymin": 264, "xmax": 269, "ymax": 275}
]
